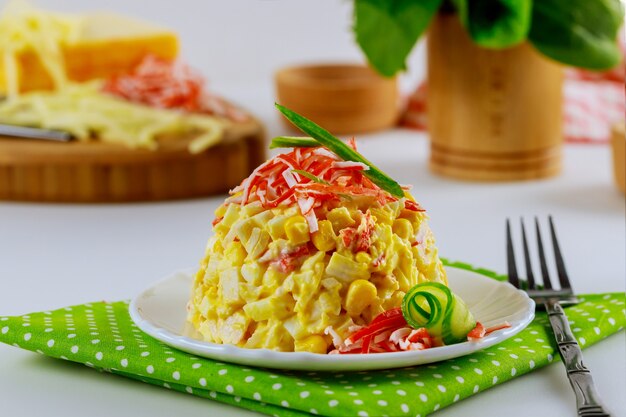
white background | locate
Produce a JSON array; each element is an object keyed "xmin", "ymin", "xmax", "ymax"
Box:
[{"xmin": 1, "ymin": 1, "xmax": 625, "ymax": 417}]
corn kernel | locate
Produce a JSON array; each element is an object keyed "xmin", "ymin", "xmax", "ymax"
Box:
[
  {"xmin": 345, "ymin": 279, "xmax": 377, "ymax": 316},
  {"xmin": 355, "ymin": 251, "xmax": 371, "ymax": 265},
  {"xmin": 392, "ymin": 218, "xmax": 414, "ymax": 240},
  {"xmin": 294, "ymin": 334, "xmax": 328, "ymax": 354},
  {"xmin": 311, "ymin": 220, "xmax": 336, "ymax": 252},
  {"xmin": 327, "ymin": 207, "xmax": 355, "ymax": 233},
  {"xmin": 285, "ymin": 215, "xmax": 310, "ymax": 244}
]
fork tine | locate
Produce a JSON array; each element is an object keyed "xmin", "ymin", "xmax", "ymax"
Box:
[
  {"xmin": 506, "ymin": 219, "xmax": 520, "ymax": 289},
  {"xmin": 520, "ymin": 218, "xmax": 536, "ymax": 290},
  {"xmin": 549, "ymin": 216, "xmax": 572, "ymax": 291},
  {"xmin": 535, "ymin": 217, "xmax": 553, "ymax": 290}
]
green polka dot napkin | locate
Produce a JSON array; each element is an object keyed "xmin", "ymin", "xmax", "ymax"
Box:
[{"xmin": 0, "ymin": 264, "xmax": 624, "ymax": 417}]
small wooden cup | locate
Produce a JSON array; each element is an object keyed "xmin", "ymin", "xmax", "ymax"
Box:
[
  {"xmin": 611, "ymin": 122, "xmax": 625, "ymax": 194},
  {"xmin": 275, "ymin": 63, "xmax": 398, "ymax": 134}
]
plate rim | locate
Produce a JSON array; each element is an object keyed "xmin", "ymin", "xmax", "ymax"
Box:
[{"xmin": 129, "ymin": 266, "xmax": 535, "ymax": 371}]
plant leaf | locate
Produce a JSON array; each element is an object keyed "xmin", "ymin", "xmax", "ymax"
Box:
[
  {"xmin": 452, "ymin": 0, "xmax": 532, "ymax": 48},
  {"xmin": 269, "ymin": 136, "xmax": 319, "ymax": 149},
  {"xmin": 275, "ymin": 103, "xmax": 405, "ymax": 198},
  {"xmin": 354, "ymin": 0, "xmax": 442, "ymax": 77},
  {"xmin": 528, "ymin": 0, "xmax": 624, "ymax": 70}
]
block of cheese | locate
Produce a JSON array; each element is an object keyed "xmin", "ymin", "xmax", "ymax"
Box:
[{"xmin": 0, "ymin": 11, "xmax": 178, "ymax": 93}]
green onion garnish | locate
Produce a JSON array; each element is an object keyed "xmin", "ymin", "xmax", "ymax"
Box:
[
  {"xmin": 291, "ymin": 169, "xmax": 330, "ymax": 185},
  {"xmin": 270, "ymin": 136, "xmax": 319, "ymax": 149},
  {"xmin": 274, "ymin": 103, "xmax": 405, "ymax": 198},
  {"xmin": 292, "ymin": 169, "xmax": 353, "ymax": 200}
]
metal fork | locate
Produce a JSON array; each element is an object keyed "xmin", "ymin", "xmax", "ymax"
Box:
[{"xmin": 506, "ymin": 216, "xmax": 611, "ymax": 417}]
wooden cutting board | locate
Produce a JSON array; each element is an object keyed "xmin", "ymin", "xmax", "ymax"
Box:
[{"xmin": 0, "ymin": 117, "xmax": 265, "ymax": 202}]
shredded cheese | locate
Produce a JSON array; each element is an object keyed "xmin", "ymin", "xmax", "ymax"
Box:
[
  {"xmin": 0, "ymin": 81, "xmax": 224, "ymax": 153},
  {"xmin": 0, "ymin": 1, "xmax": 82, "ymax": 95},
  {"xmin": 0, "ymin": 3, "xmax": 230, "ymax": 153}
]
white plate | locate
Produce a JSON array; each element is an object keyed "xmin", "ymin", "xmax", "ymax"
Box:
[{"xmin": 129, "ymin": 266, "xmax": 534, "ymax": 371}]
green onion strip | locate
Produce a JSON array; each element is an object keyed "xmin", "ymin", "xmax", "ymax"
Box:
[
  {"xmin": 274, "ymin": 103, "xmax": 405, "ymax": 198},
  {"xmin": 291, "ymin": 169, "xmax": 330, "ymax": 185},
  {"xmin": 269, "ymin": 136, "xmax": 319, "ymax": 149}
]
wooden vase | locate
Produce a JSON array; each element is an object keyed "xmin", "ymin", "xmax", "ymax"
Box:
[{"xmin": 427, "ymin": 13, "xmax": 564, "ymax": 181}]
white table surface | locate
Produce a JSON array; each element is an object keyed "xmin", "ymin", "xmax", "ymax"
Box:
[{"xmin": 1, "ymin": 1, "xmax": 625, "ymax": 416}]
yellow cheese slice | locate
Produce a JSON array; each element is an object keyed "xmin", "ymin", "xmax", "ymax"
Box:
[{"xmin": 0, "ymin": 10, "xmax": 178, "ymax": 94}]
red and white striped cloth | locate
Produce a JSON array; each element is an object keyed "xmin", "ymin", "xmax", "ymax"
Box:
[
  {"xmin": 403, "ymin": 47, "xmax": 625, "ymax": 144},
  {"xmin": 562, "ymin": 68, "xmax": 624, "ymax": 143}
]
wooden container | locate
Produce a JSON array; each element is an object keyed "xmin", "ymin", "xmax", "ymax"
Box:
[
  {"xmin": 275, "ymin": 64, "xmax": 398, "ymax": 134},
  {"xmin": 0, "ymin": 118, "xmax": 265, "ymax": 203},
  {"xmin": 427, "ymin": 13, "xmax": 564, "ymax": 181},
  {"xmin": 611, "ymin": 122, "xmax": 625, "ymax": 194}
]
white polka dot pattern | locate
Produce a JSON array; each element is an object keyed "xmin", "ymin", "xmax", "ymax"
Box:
[{"xmin": 0, "ymin": 287, "xmax": 622, "ymax": 417}]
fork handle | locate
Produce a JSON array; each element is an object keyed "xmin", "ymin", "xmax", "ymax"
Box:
[{"xmin": 545, "ymin": 299, "xmax": 611, "ymax": 417}]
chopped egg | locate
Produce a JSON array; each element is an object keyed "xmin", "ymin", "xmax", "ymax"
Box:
[{"xmin": 187, "ymin": 145, "xmax": 447, "ymax": 352}]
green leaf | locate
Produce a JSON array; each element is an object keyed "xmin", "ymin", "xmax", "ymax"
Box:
[
  {"xmin": 269, "ymin": 136, "xmax": 319, "ymax": 149},
  {"xmin": 528, "ymin": 0, "xmax": 624, "ymax": 70},
  {"xmin": 354, "ymin": 0, "xmax": 442, "ymax": 77},
  {"xmin": 275, "ymin": 103, "xmax": 405, "ymax": 198},
  {"xmin": 452, "ymin": 0, "xmax": 532, "ymax": 48}
]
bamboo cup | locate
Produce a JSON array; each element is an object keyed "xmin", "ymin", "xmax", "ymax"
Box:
[
  {"xmin": 427, "ymin": 13, "xmax": 564, "ymax": 181},
  {"xmin": 275, "ymin": 64, "xmax": 398, "ymax": 134}
]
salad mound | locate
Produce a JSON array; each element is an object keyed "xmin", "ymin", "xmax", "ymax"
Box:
[{"xmin": 187, "ymin": 108, "xmax": 450, "ymax": 353}]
